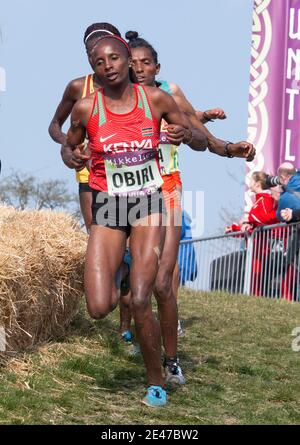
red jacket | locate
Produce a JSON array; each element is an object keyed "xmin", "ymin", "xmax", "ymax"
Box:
[
  {"xmin": 225, "ymin": 193, "xmax": 279, "ymax": 234},
  {"xmin": 248, "ymin": 193, "xmax": 279, "ymax": 227}
]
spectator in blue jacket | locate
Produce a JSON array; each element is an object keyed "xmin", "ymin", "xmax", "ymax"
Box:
[
  {"xmin": 276, "ymin": 163, "xmax": 299, "ymax": 221},
  {"xmin": 178, "ymin": 210, "xmax": 198, "ymax": 285}
]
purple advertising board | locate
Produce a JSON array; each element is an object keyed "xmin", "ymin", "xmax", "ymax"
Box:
[{"xmin": 246, "ymin": 0, "xmax": 300, "ymax": 210}]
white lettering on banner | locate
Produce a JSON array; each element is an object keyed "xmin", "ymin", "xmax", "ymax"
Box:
[
  {"xmin": 286, "ymin": 88, "xmax": 299, "ymax": 120},
  {"xmin": 283, "ymin": 8, "xmax": 300, "ymax": 163},
  {"xmin": 289, "ymin": 8, "xmax": 300, "ymax": 40},
  {"xmin": 287, "ymin": 48, "xmax": 300, "ymax": 80},
  {"xmin": 285, "ymin": 129, "xmax": 296, "ymax": 161}
]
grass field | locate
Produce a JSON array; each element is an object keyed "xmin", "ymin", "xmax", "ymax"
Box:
[{"xmin": 1, "ymin": 289, "xmax": 300, "ymax": 425}]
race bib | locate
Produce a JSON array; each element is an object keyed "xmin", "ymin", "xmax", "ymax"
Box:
[
  {"xmin": 158, "ymin": 144, "xmax": 179, "ymax": 176},
  {"xmin": 159, "ymin": 121, "xmax": 179, "ymax": 175},
  {"xmin": 104, "ymin": 150, "xmax": 163, "ymax": 197}
]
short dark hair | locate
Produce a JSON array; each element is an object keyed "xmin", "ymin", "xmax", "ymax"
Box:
[{"xmin": 125, "ymin": 30, "xmax": 158, "ymax": 64}]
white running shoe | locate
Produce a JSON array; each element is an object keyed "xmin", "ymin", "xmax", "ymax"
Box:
[
  {"xmin": 164, "ymin": 359, "xmax": 186, "ymax": 385},
  {"xmin": 177, "ymin": 320, "xmax": 184, "ymax": 337}
]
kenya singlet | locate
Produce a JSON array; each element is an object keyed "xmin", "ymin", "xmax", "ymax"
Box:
[
  {"xmin": 76, "ymin": 74, "xmax": 95, "ymax": 184},
  {"xmin": 87, "ymin": 84, "xmax": 163, "ymax": 196}
]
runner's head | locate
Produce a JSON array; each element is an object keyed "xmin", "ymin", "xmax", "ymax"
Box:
[
  {"xmin": 125, "ymin": 31, "xmax": 160, "ymax": 87},
  {"xmin": 89, "ymin": 36, "xmax": 133, "ymax": 88},
  {"xmin": 84, "ymin": 23, "xmax": 121, "ymax": 55}
]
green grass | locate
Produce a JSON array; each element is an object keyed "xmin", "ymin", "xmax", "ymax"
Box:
[{"xmin": 1, "ymin": 290, "xmax": 300, "ymax": 425}]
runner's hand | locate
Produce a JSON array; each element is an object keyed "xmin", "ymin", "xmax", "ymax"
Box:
[
  {"xmin": 227, "ymin": 141, "xmax": 256, "ymax": 162},
  {"xmin": 204, "ymin": 108, "xmax": 227, "ymax": 120},
  {"xmin": 61, "ymin": 143, "xmax": 90, "ymax": 170},
  {"xmin": 165, "ymin": 124, "xmax": 187, "ymax": 146},
  {"xmin": 73, "ymin": 143, "xmax": 91, "ymax": 171}
]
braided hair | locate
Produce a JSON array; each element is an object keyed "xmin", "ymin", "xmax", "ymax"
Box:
[{"xmin": 84, "ymin": 22, "xmax": 121, "ymax": 48}]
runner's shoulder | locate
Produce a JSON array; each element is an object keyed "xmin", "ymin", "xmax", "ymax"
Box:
[
  {"xmin": 64, "ymin": 76, "xmax": 87, "ymax": 101},
  {"xmin": 72, "ymin": 94, "xmax": 94, "ymax": 119},
  {"xmin": 168, "ymin": 82, "xmax": 184, "ymax": 96},
  {"xmin": 144, "ymin": 85, "xmax": 171, "ymax": 103}
]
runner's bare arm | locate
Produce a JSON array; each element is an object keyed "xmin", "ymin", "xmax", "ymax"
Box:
[
  {"xmin": 66, "ymin": 99, "xmax": 90, "ymax": 148},
  {"xmin": 170, "ymin": 83, "xmax": 255, "ymax": 161},
  {"xmin": 148, "ymin": 87, "xmax": 207, "ymax": 149},
  {"xmin": 62, "ymin": 99, "xmax": 92, "ymax": 170},
  {"xmin": 48, "ymin": 79, "xmax": 83, "ymax": 145},
  {"xmin": 170, "ymin": 83, "xmax": 226, "ymax": 123}
]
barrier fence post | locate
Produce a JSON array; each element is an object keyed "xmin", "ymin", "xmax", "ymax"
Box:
[{"xmin": 243, "ymin": 232, "xmax": 254, "ymax": 295}]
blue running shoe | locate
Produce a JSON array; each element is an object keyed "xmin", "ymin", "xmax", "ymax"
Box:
[
  {"xmin": 121, "ymin": 330, "xmax": 134, "ymax": 343},
  {"xmin": 142, "ymin": 386, "xmax": 167, "ymax": 407},
  {"xmin": 120, "ymin": 248, "xmax": 132, "ymax": 294},
  {"xmin": 123, "ymin": 247, "xmax": 132, "ymax": 269}
]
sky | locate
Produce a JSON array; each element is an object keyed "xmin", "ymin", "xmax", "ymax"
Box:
[{"xmin": 0, "ymin": 0, "xmax": 254, "ymax": 236}]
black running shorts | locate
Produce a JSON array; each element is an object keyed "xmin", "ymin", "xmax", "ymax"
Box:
[
  {"xmin": 79, "ymin": 182, "xmax": 93, "ymax": 194},
  {"xmin": 91, "ymin": 189, "xmax": 166, "ymax": 237}
]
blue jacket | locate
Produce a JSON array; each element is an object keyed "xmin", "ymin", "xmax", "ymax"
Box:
[
  {"xmin": 277, "ymin": 170, "xmax": 300, "ymax": 221},
  {"xmin": 178, "ymin": 211, "xmax": 198, "ymax": 284}
]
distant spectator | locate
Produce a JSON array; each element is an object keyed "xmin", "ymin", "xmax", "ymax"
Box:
[
  {"xmin": 178, "ymin": 210, "xmax": 198, "ymax": 285},
  {"xmin": 174, "ymin": 210, "xmax": 198, "ymax": 336},
  {"xmin": 225, "ymin": 171, "xmax": 281, "ymax": 296},
  {"xmin": 226, "ymin": 171, "xmax": 279, "ymax": 234},
  {"xmin": 277, "ymin": 164, "xmax": 300, "ymax": 300},
  {"xmin": 276, "ymin": 162, "xmax": 299, "ymax": 221}
]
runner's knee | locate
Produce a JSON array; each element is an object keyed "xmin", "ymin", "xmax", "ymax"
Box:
[
  {"xmin": 155, "ymin": 270, "xmax": 173, "ymax": 299},
  {"xmin": 131, "ymin": 285, "xmax": 152, "ymax": 311},
  {"xmin": 87, "ymin": 303, "xmax": 111, "ymax": 320},
  {"xmin": 86, "ymin": 291, "xmax": 118, "ymax": 319}
]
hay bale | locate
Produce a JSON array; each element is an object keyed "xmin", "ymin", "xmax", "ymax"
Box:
[{"xmin": 0, "ymin": 206, "xmax": 87, "ymax": 354}]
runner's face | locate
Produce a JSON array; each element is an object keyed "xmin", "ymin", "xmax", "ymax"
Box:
[
  {"xmin": 131, "ymin": 47, "xmax": 160, "ymax": 87},
  {"xmin": 90, "ymin": 40, "xmax": 130, "ymax": 87}
]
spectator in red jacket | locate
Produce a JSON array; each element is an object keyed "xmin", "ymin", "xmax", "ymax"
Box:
[
  {"xmin": 226, "ymin": 172, "xmax": 280, "ymax": 234},
  {"xmin": 246, "ymin": 172, "xmax": 281, "ymax": 295},
  {"xmin": 226, "ymin": 172, "xmax": 281, "ymax": 296},
  {"xmin": 245, "ymin": 171, "xmax": 280, "ymax": 229}
]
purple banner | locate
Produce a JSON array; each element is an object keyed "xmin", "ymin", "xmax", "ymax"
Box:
[{"xmin": 246, "ymin": 0, "xmax": 300, "ymax": 210}]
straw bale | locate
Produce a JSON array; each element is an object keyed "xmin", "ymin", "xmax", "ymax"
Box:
[{"xmin": 0, "ymin": 206, "xmax": 87, "ymax": 354}]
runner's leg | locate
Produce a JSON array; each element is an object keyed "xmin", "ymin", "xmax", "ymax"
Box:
[
  {"xmin": 85, "ymin": 225, "xmax": 127, "ymax": 319},
  {"xmin": 130, "ymin": 213, "xmax": 165, "ymax": 387}
]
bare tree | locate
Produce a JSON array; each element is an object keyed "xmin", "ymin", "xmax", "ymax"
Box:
[
  {"xmin": 216, "ymin": 166, "xmax": 245, "ymax": 234},
  {"xmin": 0, "ymin": 170, "xmax": 80, "ymax": 217}
]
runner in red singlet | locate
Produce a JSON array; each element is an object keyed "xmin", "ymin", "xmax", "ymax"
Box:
[
  {"xmin": 48, "ymin": 23, "xmax": 122, "ymax": 231},
  {"xmin": 65, "ymin": 33, "xmax": 207, "ymax": 407}
]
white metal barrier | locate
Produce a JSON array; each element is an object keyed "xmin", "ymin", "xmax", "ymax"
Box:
[{"xmin": 178, "ymin": 222, "xmax": 300, "ymax": 301}]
